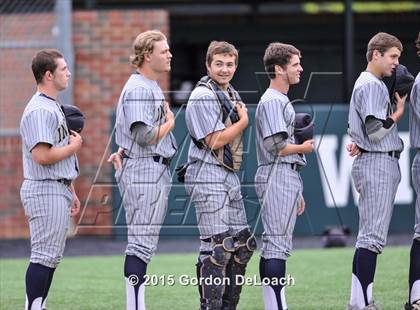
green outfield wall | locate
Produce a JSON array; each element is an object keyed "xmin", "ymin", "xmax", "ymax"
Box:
[{"xmin": 112, "ymin": 104, "xmax": 415, "ymax": 238}]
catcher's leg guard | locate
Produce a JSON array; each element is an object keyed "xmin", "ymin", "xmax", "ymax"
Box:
[
  {"xmin": 222, "ymin": 228, "xmax": 257, "ymax": 310},
  {"xmin": 197, "ymin": 232, "xmax": 235, "ymax": 310}
]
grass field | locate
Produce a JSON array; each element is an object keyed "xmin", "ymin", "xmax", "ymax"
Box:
[{"xmin": 0, "ymin": 246, "xmax": 411, "ymax": 310}]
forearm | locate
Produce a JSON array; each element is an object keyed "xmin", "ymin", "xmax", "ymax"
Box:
[
  {"xmin": 204, "ymin": 119, "xmax": 247, "ymax": 149},
  {"xmin": 32, "ymin": 144, "xmax": 76, "ymax": 165},
  {"xmin": 277, "ymin": 143, "xmax": 305, "ymax": 156},
  {"xmin": 389, "ymin": 109, "xmax": 403, "ymax": 123},
  {"xmin": 149, "ymin": 119, "xmax": 175, "ymax": 144}
]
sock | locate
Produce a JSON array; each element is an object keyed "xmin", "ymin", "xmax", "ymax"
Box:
[
  {"xmin": 124, "ymin": 255, "xmax": 147, "ymax": 310},
  {"xmin": 409, "ymin": 239, "xmax": 420, "ymax": 304},
  {"xmin": 25, "ymin": 263, "xmax": 55, "ymax": 310},
  {"xmin": 41, "ymin": 268, "xmax": 55, "ymax": 309},
  {"xmin": 259, "ymin": 257, "xmax": 287, "ymax": 310},
  {"xmin": 349, "ymin": 248, "xmax": 377, "ymax": 308}
]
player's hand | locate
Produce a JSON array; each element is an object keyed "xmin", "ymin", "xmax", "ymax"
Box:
[
  {"xmin": 346, "ymin": 143, "xmax": 361, "ymax": 157},
  {"xmin": 298, "ymin": 194, "xmax": 305, "ymax": 216},
  {"xmin": 164, "ymin": 101, "xmax": 175, "ymax": 123},
  {"xmin": 107, "ymin": 151, "xmax": 123, "ymax": 170},
  {"xmin": 71, "ymin": 192, "xmax": 81, "ymax": 216},
  {"xmin": 69, "ymin": 130, "xmax": 83, "ymax": 151},
  {"xmin": 394, "ymin": 92, "xmax": 407, "ymax": 112},
  {"xmin": 236, "ymin": 102, "xmax": 248, "ymax": 126},
  {"xmin": 300, "ymin": 139, "xmax": 315, "ymax": 154}
]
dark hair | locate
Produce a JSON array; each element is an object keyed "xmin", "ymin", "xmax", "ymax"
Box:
[
  {"xmin": 263, "ymin": 42, "xmax": 301, "ymax": 79},
  {"xmin": 31, "ymin": 49, "xmax": 64, "ymax": 84},
  {"xmin": 366, "ymin": 32, "xmax": 403, "ymax": 62},
  {"xmin": 206, "ymin": 41, "xmax": 239, "ymax": 66}
]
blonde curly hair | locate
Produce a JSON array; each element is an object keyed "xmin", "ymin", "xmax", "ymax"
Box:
[{"xmin": 130, "ymin": 30, "xmax": 167, "ymax": 68}]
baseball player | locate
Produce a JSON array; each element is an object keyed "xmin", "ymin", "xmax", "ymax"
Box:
[
  {"xmin": 406, "ymin": 32, "xmax": 420, "ymax": 310},
  {"xmin": 20, "ymin": 49, "xmax": 82, "ymax": 310},
  {"xmin": 346, "ymin": 32, "xmax": 406, "ymax": 310},
  {"xmin": 184, "ymin": 41, "xmax": 256, "ymax": 310},
  {"xmin": 254, "ymin": 42, "xmax": 314, "ymax": 310},
  {"xmin": 111, "ymin": 30, "xmax": 177, "ymax": 310}
]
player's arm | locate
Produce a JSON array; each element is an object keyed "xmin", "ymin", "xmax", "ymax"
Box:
[
  {"xmin": 204, "ymin": 103, "xmax": 248, "ymax": 150},
  {"xmin": 358, "ymin": 83, "xmax": 407, "ymax": 142},
  {"xmin": 277, "ymin": 139, "xmax": 314, "ymax": 156},
  {"xmin": 31, "ymin": 130, "xmax": 82, "ymax": 165},
  {"xmin": 364, "ymin": 92, "xmax": 406, "ymax": 142},
  {"xmin": 130, "ymin": 102, "xmax": 175, "ymax": 146},
  {"xmin": 147, "ymin": 101, "xmax": 175, "ymax": 144},
  {"xmin": 69, "ymin": 183, "xmax": 80, "ymax": 216},
  {"xmin": 263, "ymin": 132, "xmax": 314, "ymax": 156}
]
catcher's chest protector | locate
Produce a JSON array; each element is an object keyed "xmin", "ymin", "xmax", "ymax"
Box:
[{"xmin": 214, "ymin": 97, "xmax": 244, "ymax": 172}]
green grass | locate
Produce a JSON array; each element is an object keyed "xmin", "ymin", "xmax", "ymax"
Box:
[{"xmin": 0, "ymin": 246, "xmax": 411, "ymax": 309}]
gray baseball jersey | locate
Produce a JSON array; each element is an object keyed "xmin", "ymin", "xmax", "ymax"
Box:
[
  {"xmin": 348, "ymin": 71, "xmax": 404, "ymax": 152},
  {"xmin": 20, "ymin": 92, "xmax": 78, "ymax": 268},
  {"xmin": 115, "ymin": 72, "xmax": 177, "ymax": 263},
  {"xmin": 20, "ymin": 93, "xmax": 78, "ymax": 180},
  {"xmin": 184, "ymin": 85, "xmax": 248, "ymax": 242},
  {"xmin": 185, "ymin": 86, "xmax": 226, "ymax": 166},
  {"xmin": 410, "ymin": 73, "xmax": 420, "ymax": 239},
  {"xmin": 254, "ymin": 88, "xmax": 304, "ymax": 260},
  {"xmin": 255, "ymin": 88, "xmax": 306, "ymax": 167},
  {"xmin": 348, "ymin": 71, "xmax": 403, "ymax": 253},
  {"xmin": 116, "ymin": 72, "xmax": 177, "ymax": 159}
]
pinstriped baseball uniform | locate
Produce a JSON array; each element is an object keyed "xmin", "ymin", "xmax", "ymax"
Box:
[
  {"xmin": 410, "ymin": 73, "xmax": 420, "ymax": 239},
  {"xmin": 20, "ymin": 92, "xmax": 78, "ymax": 268},
  {"xmin": 115, "ymin": 72, "xmax": 177, "ymax": 263},
  {"xmin": 184, "ymin": 86, "xmax": 248, "ymax": 240},
  {"xmin": 348, "ymin": 71, "xmax": 403, "ymax": 253},
  {"xmin": 254, "ymin": 88, "xmax": 306, "ymax": 260}
]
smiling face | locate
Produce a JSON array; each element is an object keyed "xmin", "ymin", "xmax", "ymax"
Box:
[
  {"xmin": 51, "ymin": 57, "xmax": 71, "ymax": 91},
  {"xmin": 284, "ymin": 54, "xmax": 303, "ymax": 85},
  {"xmin": 206, "ymin": 53, "xmax": 237, "ymax": 89},
  {"xmin": 275, "ymin": 54, "xmax": 303, "ymax": 85},
  {"xmin": 148, "ymin": 39, "xmax": 172, "ymax": 73}
]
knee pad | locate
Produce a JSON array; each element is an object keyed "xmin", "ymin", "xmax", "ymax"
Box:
[
  {"xmin": 233, "ymin": 228, "xmax": 257, "ymax": 264},
  {"xmin": 210, "ymin": 231, "xmax": 235, "ymax": 267}
]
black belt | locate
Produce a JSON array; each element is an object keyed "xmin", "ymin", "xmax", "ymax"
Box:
[
  {"xmin": 359, "ymin": 148, "xmax": 400, "ymax": 159},
  {"xmin": 290, "ymin": 163, "xmax": 301, "ymax": 171},
  {"xmin": 153, "ymin": 155, "xmax": 171, "ymax": 166},
  {"xmin": 122, "ymin": 152, "xmax": 171, "ymax": 166},
  {"xmin": 57, "ymin": 179, "xmax": 72, "ymax": 186}
]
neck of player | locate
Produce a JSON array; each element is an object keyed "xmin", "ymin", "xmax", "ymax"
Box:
[
  {"xmin": 366, "ymin": 63, "xmax": 384, "ymax": 80},
  {"xmin": 37, "ymin": 84, "xmax": 59, "ymax": 101},
  {"xmin": 269, "ymin": 78, "xmax": 289, "ymax": 95},
  {"xmin": 137, "ymin": 67, "xmax": 160, "ymax": 81}
]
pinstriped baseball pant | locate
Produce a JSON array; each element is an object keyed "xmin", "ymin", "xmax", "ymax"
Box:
[
  {"xmin": 185, "ymin": 161, "xmax": 249, "ymax": 243},
  {"xmin": 255, "ymin": 163, "xmax": 303, "ymax": 260},
  {"xmin": 413, "ymin": 151, "xmax": 420, "ymax": 240},
  {"xmin": 116, "ymin": 157, "xmax": 171, "ymax": 264},
  {"xmin": 20, "ymin": 180, "xmax": 73, "ymax": 268},
  {"xmin": 352, "ymin": 152, "xmax": 401, "ymax": 253}
]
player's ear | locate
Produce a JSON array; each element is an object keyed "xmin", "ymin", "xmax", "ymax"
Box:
[
  {"xmin": 205, "ymin": 61, "xmax": 211, "ymax": 73},
  {"xmin": 144, "ymin": 52, "xmax": 152, "ymax": 62},
  {"xmin": 372, "ymin": 49, "xmax": 382, "ymax": 60},
  {"xmin": 275, "ymin": 64, "xmax": 284, "ymax": 76},
  {"xmin": 44, "ymin": 70, "xmax": 54, "ymax": 81}
]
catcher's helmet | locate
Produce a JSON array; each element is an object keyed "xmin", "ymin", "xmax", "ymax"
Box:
[{"xmin": 61, "ymin": 104, "xmax": 85, "ymax": 133}]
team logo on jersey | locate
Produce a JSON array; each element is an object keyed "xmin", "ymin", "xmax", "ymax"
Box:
[{"xmin": 56, "ymin": 122, "xmax": 69, "ymax": 143}]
